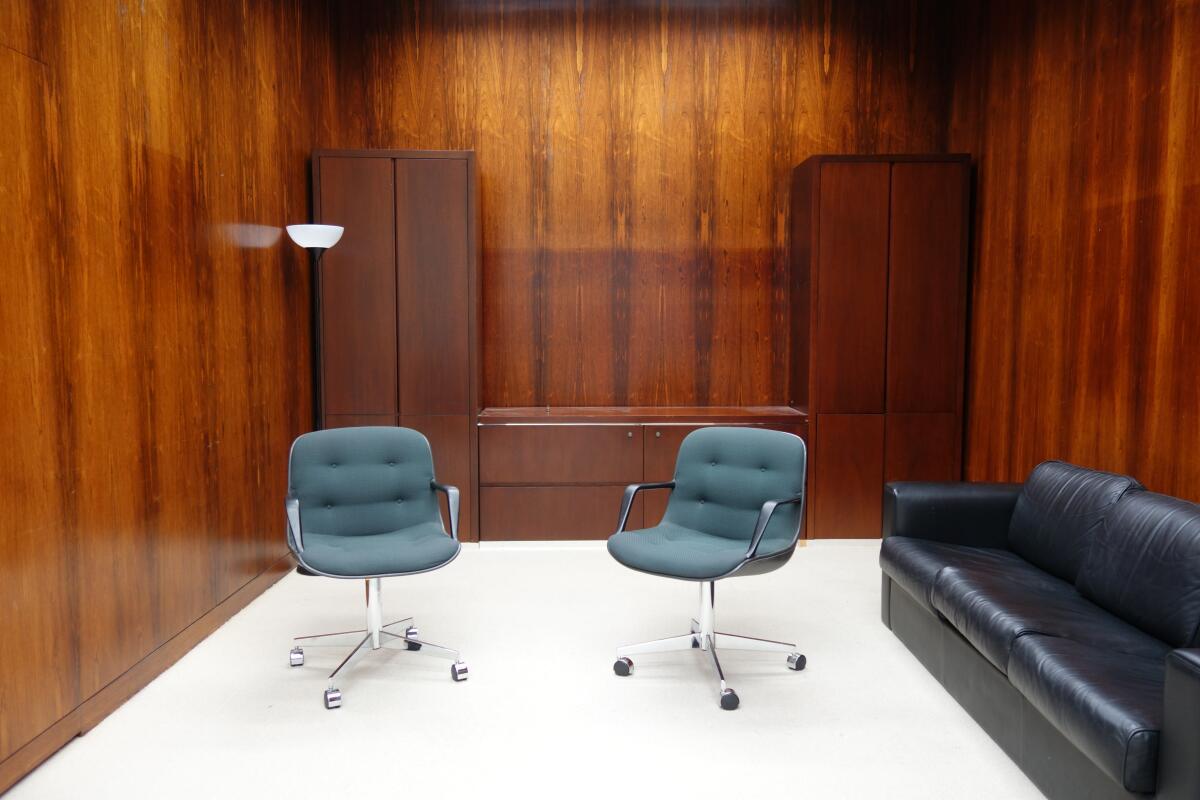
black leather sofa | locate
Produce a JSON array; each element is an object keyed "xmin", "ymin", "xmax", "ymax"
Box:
[{"xmin": 880, "ymin": 461, "xmax": 1200, "ymax": 799}]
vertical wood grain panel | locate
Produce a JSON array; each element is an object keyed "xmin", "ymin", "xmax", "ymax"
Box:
[
  {"xmin": 887, "ymin": 161, "xmax": 969, "ymax": 413},
  {"xmin": 0, "ymin": 46, "xmax": 77, "ymax": 764},
  {"xmin": 885, "ymin": 413, "xmax": 962, "ymax": 483},
  {"xmin": 323, "ymin": 414, "xmax": 398, "ymax": 428},
  {"xmin": 950, "ymin": 0, "xmax": 1200, "ymax": 501},
  {"xmin": 396, "ymin": 158, "xmax": 470, "ymax": 415},
  {"xmin": 814, "ymin": 163, "xmax": 891, "ymax": 412},
  {"xmin": 317, "ymin": 156, "xmax": 397, "ymax": 416},
  {"xmin": 322, "ymin": 0, "xmax": 953, "ymax": 407},
  {"xmin": 2, "ymin": 0, "xmax": 328, "ymax": 785}
]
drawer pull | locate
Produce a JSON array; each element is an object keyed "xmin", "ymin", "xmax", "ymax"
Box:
[
  {"xmin": 627, "ymin": 431, "xmax": 634, "ymax": 438},
  {"xmin": 655, "ymin": 431, "xmax": 661, "ymax": 438}
]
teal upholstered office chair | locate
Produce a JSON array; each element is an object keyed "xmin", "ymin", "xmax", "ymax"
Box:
[
  {"xmin": 285, "ymin": 426, "xmax": 468, "ymax": 709},
  {"xmin": 608, "ymin": 426, "xmax": 808, "ymax": 710}
]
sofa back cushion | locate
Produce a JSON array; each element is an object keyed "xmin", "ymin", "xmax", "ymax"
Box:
[
  {"xmin": 1008, "ymin": 461, "xmax": 1140, "ymax": 582},
  {"xmin": 1077, "ymin": 491, "xmax": 1200, "ymax": 647}
]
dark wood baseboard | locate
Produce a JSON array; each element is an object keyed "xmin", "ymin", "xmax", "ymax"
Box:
[{"xmin": 0, "ymin": 554, "xmax": 295, "ymax": 794}]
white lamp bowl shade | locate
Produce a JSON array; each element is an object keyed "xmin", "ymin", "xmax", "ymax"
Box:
[{"xmin": 286, "ymin": 224, "xmax": 344, "ymax": 249}]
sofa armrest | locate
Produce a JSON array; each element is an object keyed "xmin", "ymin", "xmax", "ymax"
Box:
[
  {"xmin": 1158, "ymin": 649, "xmax": 1200, "ymax": 800},
  {"xmin": 882, "ymin": 481, "xmax": 1021, "ymax": 548}
]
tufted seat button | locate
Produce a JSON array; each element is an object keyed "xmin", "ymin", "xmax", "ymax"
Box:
[
  {"xmin": 699, "ymin": 499, "xmax": 706, "ymax": 505},
  {"xmin": 387, "ymin": 461, "xmax": 396, "ymax": 467},
  {"xmin": 396, "ymin": 498, "xmax": 403, "ymax": 504},
  {"xmin": 325, "ymin": 503, "xmax": 333, "ymax": 509},
  {"xmin": 760, "ymin": 466, "xmax": 767, "ymax": 472},
  {"xmin": 330, "ymin": 463, "xmax": 338, "ymax": 468}
]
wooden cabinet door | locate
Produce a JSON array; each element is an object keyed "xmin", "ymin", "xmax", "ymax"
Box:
[
  {"xmin": 480, "ymin": 486, "xmax": 641, "ymax": 540},
  {"xmin": 478, "ymin": 425, "xmax": 643, "ymax": 485},
  {"xmin": 642, "ymin": 425, "xmax": 705, "ymax": 526},
  {"xmin": 812, "ymin": 414, "xmax": 885, "ymax": 538},
  {"xmin": 395, "ymin": 158, "xmax": 470, "ymax": 415},
  {"xmin": 402, "ymin": 414, "xmax": 474, "ymax": 540},
  {"xmin": 886, "ymin": 162, "xmax": 969, "ymax": 413},
  {"xmin": 316, "ymin": 156, "xmax": 397, "ymax": 417},
  {"xmin": 814, "ymin": 162, "xmax": 889, "ymax": 413}
]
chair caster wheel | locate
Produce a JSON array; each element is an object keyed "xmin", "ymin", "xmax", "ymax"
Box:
[
  {"xmin": 289, "ymin": 647, "xmax": 304, "ymax": 667},
  {"xmin": 405, "ymin": 626, "xmax": 421, "ymax": 651},
  {"xmin": 691, "ymin": 636, "xmax": 700, "ymax": 649},
  {"xmin": 324, "ymin": 687, "xmax": 342, "ymax": 709},
  {"xmin": 451, "ymin": 661, "xmax": 469, "ymax": 682},
  {"xmin": 613, "ymin": 657, "xmax": 634, "ymax": 677},
  {"xmin": 787, "ymin": 652, "xmax": 807, "ymax": 671},
  {"xmin": 720, "ymin": 689, "xmax": 739, "ymax": 710}
]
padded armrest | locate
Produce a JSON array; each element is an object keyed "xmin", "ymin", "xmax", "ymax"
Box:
[
  {"xmin": 285, "ymin": 495, "xmax": 303, "ymax": 553},
  {"xmin": 431, "ymin": 481, "xmax": 460, "ymax": 541},
  {"xmin": 1158, "ymin": 649, "xmax": 1200, "ymax": 800},
  {"xmin": 882, "ymin": 481, "xmax": 1021, "ymax": 548}
]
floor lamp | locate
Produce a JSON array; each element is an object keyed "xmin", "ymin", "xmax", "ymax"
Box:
[{"xmin": 286, "ymin": 224, "xmax": 344, "ymax": 430}]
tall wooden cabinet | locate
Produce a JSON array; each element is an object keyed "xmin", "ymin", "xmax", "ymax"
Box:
[
  {"xmin": 790, "ymin": 155, "xmax": 970, "ymax": 538},
  {"xmin": 313, "ymin": 150, "xmax": 479, "ymax": 540}
]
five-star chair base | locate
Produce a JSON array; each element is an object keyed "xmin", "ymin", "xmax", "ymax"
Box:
[
  {"xmin": 613, "ymin": 581, "xmax": 805, "ymax": 710},
  {"xmin": 289, "ymin": 576, "xmax": 469, "ymax": 709}
]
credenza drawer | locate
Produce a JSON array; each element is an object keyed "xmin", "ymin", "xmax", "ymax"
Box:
[
  {"xmin": 478, "ymin": 424, "xmax": 642, "ymax": 485},
  {"xmin": 479, "ymin": 486, "xmax": 642, "ymax": 540}
]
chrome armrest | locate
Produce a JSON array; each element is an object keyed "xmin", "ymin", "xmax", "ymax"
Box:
[
  {"xmin": 616, "ymin": 481, "xmax": 676, "ymax": 533},
  {"xmin": 431, "ymin": 481, "xmax": 461, "ymax": 541},
  {"xmin": 745, "ymin": 494, "xmax": 806, "ymax": 558},
  {"xmin": 285, "ymin": 494, "xmax": 303, "ymax": 553}
]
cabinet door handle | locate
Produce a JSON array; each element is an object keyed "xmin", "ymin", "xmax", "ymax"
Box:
[
  {"xmin": 655, "ymin": 431, "xmax": 661, "ymax": 438},
  {"xmin": 627, "ymin": 431, "xmax": 634, "ymax": 438}
]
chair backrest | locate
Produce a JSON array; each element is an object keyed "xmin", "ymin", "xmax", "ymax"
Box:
[
  {"xmin": 662, "ymin": 427, "xmax": 807, "ymax": 546},
  {"xmin": 288, "ymin": 426, "xmax": 442, "ymax": 537}
]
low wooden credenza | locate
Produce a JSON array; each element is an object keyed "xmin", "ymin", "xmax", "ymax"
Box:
[{"xmin": 476, "ymin": 407, "xmax": 808, "ymax": 540}]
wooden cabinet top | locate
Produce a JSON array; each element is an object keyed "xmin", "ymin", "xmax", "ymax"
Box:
[
  {"xmin": 798, "ymin": 153, "xmax": 971, "ymax": 166},
  {"xmin": 314, "ymin": 148, "xmax": 475, "ymax": 161},
  {"xmin": 478, "ymin": 406, "xmax": 807, "ymax": 425}
]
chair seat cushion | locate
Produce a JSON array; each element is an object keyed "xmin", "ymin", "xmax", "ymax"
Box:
[
  {"xmin": 608, "ymin": 523, "xmax": 789, "ymax": 580},
  {"xmin": 1008, "ymin": 634, "xmax": 1164, "ymax": 793},
  {"xmin": 299, "ymin": 522, "xmax": 459, "ymax": 577},
  {"xmin": 879, "ymin": 537, "xmax": 1028, "ymax": 614},
  {"xmin": 931, "ymin": 561, "xmax": 1170, "ymax": 673}
]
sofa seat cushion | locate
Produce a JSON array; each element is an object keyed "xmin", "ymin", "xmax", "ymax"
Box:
[
  {"xmin": 879, "ymin": 536, "xmax": 1029, "ymax": 614},
  {"xmin": 1009, "ymin": 634, "xmax": 1164, "ymax": 793},
  {"xmin": 931, "ymin": 561, "xmax": 1169, "ymax": 673}
]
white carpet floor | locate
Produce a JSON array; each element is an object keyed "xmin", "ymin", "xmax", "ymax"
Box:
[{"xmin": 8, "ymin": 541, "xmax": 1041, "ymax": 799}]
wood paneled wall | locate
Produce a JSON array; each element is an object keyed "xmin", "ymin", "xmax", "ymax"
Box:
[
  {"xmin": 320, "ymin": 0, "xmax": 952, "ymax": 407},
  {"xmin": 949, "ymin": 0, "xmax": 1200, "ymax": 501},
  {"xmin": 0, "ymin": 0, "xmax": 329, "ymax": 785}
]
